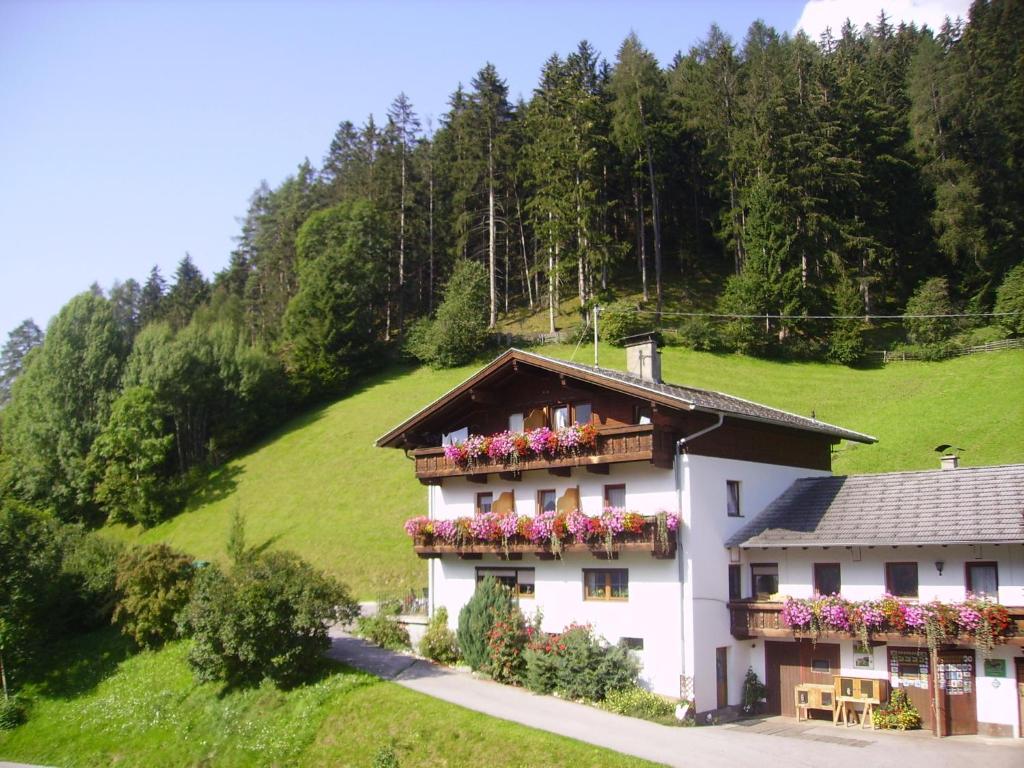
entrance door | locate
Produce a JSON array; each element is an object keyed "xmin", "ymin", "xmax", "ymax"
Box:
[
  {"xmin": 765, "ymin": 641, "xmax": 801, "ymax": 716},
  {"xmin": 1016, "ymin": 658, "xmax": 1024, "ymax": 738},
  {"xmin": 716, "ymin": 647, "xmax": 729, "ymax": 709},
  {"xmin": 801, "ymin": 641, "xmax": 840, "ymax": 720},
  {"xmin": 938, "ymin": 649, "xmax": 977, "ymax": 736},
  {"xmin": 887, "ymin": 647, "xmax": 933, "ymax": 732}
]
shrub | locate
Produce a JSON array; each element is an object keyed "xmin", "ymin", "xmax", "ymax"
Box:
[
  {"xmin": 678, "ymin": 317, "xmax": 719, "ymax": 352},
  {"xmin": 741, "ymin": 666, "xmax": 767, "ymax": 713},
  {"xmin": 457, "ymin": 576, "xmax": 516, "ymax": 671},
  {"xmin": 485, "ymin": 605, "xmax": 528, "ymax": 684},
  {"xmin": 419, "ymin": 607, "xmax": 459, "ymax": 665},
  {"xmin": 113, "ymin": 543, "xmax": 195, "ymax": 648},
  {"xmin": 523, "ymin": 623, "xmax": 639, "ymax": 702},
  {"xmin": 601, "ymin": 686, "xmax": 676, "ymax": 723},
  {"xmin": 62, "ymin": 531, "xmax": 125, "ymax": 628},
  {"xmin": 904, "ymin": 277, "xmax": 956, "ymax": 346},
  {"xmin": 356, "ymin": 614, "xmax": 410, "ymax": 651},
  {"xmin": 406, "ymin": 260, "xmax": 491, "ymax": 368},
  {"xmin": 0, "ymin": 696, "xmax": 27, "ymax": 730},
  {"xmin": 598, "ymin": 301, "xmax": 651, "ymax": 346},
  {"xmin": 181, "ymin": 550, "xmax": 358, "ymax": 687},
  {"xmin": 875, "ymin": 689, "xmax": 922, "ymax": 730},
  {"xmin": 828, "ymin": 278, "xmax": 866, "ymax": 365},
  {"xmin": 995, "ymin": 262, "xmax": 1024, "ymax": 337}
]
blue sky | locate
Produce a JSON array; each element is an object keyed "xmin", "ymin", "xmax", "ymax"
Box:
[{"xmin": 0, "ymin": 0, "xmax": 968, "ymax": 340}]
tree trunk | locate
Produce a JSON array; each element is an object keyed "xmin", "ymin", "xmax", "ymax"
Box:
[
  {"xmin": 634, "ymin": 182, "xmax": 648, "ymax": 301},
  {"xmin": 514, "ymin": 187, "xmax": 533, "ymax": 308},
  {"xmin": 644, "ymin": 142, "xmax": 663, "ymax": 320},
  {"xmin": 488, "ymin": 137, "xmax": 497, "ymax": 328},
  {"xmin": 398, "ymin": 143, "xmax": 406, "ymax": 330},
  {"xmin": 428, "ymin": 155, "xmax": 435, "ymax": 312}
]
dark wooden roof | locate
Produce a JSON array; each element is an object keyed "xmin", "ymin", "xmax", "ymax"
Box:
[
  {"xmin": 376, "ymin": 348, "xmax": 876, "ymax": 448},
  {"xmin": 727, "ymin": 464, "xmax": 1024, "ymax": 548}
]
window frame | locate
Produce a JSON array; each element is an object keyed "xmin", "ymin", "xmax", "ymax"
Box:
[
  {"xmin": 728, "ymin": 564, "xmax": 742, "ymax": 601},
  {"xmin": 476, "ymin": 567, "xmax": 536, "ymax": 599},
  {"xmin": 813, "ymin": 562, "xmax": 842, "ymax": 596},
  {"xmin": 634, "ymin": 404, "xmax": 653, "ymax": 425},
  {"xmin": 726, "ymin": 480, "xmax": 742, "ymax": 517},
  {"xmin": 750, "ymin": 562, "xmax": 779, "ymax": 600},
  {"xmin": 572, "ymin": 401, "xmax": 592, "ymax": 426},
  {"xmin": 603, "ymin": 483, "xmax": 626, "ymax": 509},
  {"xmin": 551, "ymin": 404, "xmax": 570, "ymax": 429},
  {"xmin": 965, "ymin": 561, "xmax": 999, "ymax": 597},
  {"xmin": 536, "ymin": 488, "xmax": 556, "ymax": 514},
  {"xmin": 583, "ymin": 568, "xmax": 629, "ymax": 602},
  {"xmin": 475, "ymin": 492, "xmax": 494, "ymax": 515},
  {"xmin": 885, "ymin": 561, "xmax": 919, "ymax": 599}
]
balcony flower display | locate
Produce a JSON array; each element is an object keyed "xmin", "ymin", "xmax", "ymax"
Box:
[
  {"xmin": 405, "ymin": 508, "xmax": 679, "ymax": 558},
  {"xmin": 779, "ymin": 593, "xmax": 1014, "ymax": 655},
  {"xmin": 443, "ymin": 423, "xmax": 599, "ymax": 467}
]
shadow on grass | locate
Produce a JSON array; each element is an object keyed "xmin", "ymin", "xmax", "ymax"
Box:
[
  {"xmin": 185, "ymin": 462, "xmax": 245, "ymax": 511},
  {"xmin": 26, "ymin": 627, "xmax": 134, "ymax": 700}
]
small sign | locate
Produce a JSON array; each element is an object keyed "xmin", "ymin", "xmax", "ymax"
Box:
[
  {"xmin": 983, "ymin": 659, "xmax": 1007, "ymax": 677},
  {"xmin": 854, "ymin": 643, "xmax": 873, "ymax": 669}
]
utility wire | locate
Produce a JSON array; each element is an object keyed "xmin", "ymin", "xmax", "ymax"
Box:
[
  {"xmin": 568, "ymin": 314, "xmax": 591, "ymax": 362},
  {"xmin": 623, "ymin": 309, "xmax": 1018, "ymax": 320}
]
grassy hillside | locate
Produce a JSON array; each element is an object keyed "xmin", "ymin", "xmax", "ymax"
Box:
[
  {"xmin": 0, "ymin": 629, "xmax": 654, "ymax": 768},
  {"xmin": 109, "ymin": 347, "xmax": 1024, "ymax": 598}
]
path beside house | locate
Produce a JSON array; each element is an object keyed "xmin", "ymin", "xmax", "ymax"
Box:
[{"xmin": 328, "ymin": 629, "xmax": 1024, "ymax": 768}]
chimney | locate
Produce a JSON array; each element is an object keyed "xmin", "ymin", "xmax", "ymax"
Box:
[
  {"xmin": 623, "ymin": 332, "xmax": 662, "ymax": 383},
  {"xmin": 940, "ymin": 454, "xmax": 959, "ymax": 470}
]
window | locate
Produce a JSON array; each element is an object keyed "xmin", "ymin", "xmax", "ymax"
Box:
[
  {"xmin": 476, "ymin": 567, "xmax": 535, "ymax": 599},
  {"xmin": 476, "ymin": 492, "xmax": 493, "ymax": 515},
  {"xmin": 966, "ymin": 562, "xmax": 998, "ymax": 597},
  {"xmin": 750, "ymin": 563, "xmax": 778, "ymax": 599},
  {"xmin": 584, "ymin": 569, "xmax": 629, "ymax": 601},
  {"xmin": 508, "ymin": 412, "xmax": 525, "ymax": 432},
  {"xmin": 635, "ymin": 405, "xmax": 652, "ymax": 425},
  {"xmin": 604, "ymin": 484, "xmax": 626, "ymax": 509},
  {"xmin": 811, "ymin": 658, "xmax": 832, "ymax": 673},
  {"xmin": 537, "ymin": 489, "xmax": 556, "ymax": 514},
  {"xmin": 551, "ymin": 405, "xmax": 569, "ymax": 429},
  {"xmin": 573, "ymin": 402, "xmax": 592, "ymax": 425},
  {"xmin": 885, "ymin": 562, "xmax": 919, "ymax": 598},
  {"xmin": 813, "ymin": 563, "xmax": 841, "ymax": 596},
  {"xmin": 620, "ymin": 637, "xmax": 644, "ymax": 651},
  {"xmin": 441, "ymin": 426, "xmax": 468, "ymax": 446},
  {"xmin": 728, "ymin": 564, "xmax": 741, "ymax": 601},
  {"xmin": 726, "ymin": 480, "xmax": 741, "ymax": 517}
]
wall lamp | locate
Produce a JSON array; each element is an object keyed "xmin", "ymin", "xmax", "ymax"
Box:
[{"xmin": 935, "ymin": 560, "xmax": 945, "ymax": 575}]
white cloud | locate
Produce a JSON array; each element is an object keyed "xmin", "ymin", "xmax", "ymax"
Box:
[{"xmin": 795, "ymin": 0, "xmax": 971, "ymax": 39}]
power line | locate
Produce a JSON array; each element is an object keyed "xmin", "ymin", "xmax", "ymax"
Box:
[{"xmin": 623, "ymin": 309, "xmax": 1018, "ymax": 320}]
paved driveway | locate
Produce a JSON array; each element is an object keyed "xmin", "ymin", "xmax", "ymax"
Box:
[{"xmin": 328, "ymin": 629, "xmax": 1024, "ymax": 768}]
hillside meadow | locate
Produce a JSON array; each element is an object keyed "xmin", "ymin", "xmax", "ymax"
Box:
[{"xmin": 108, "ymin": 346, "xmax": 1024, "ymax": 598}]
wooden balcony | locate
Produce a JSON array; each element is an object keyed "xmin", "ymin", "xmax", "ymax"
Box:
[
  {"xmin": 412, "ymin": 518, "xmax": 677, "ymax": 560},
  {"xmin": 412, "ymin": 423, "xmax": 675, "ymax": 483},
  {"xmin": 728, "ymin": 600, "xmax": 1024, "ymax": 646}
]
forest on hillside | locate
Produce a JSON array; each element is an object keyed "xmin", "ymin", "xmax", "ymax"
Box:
[{"xmin": 1, "ymin": 0, "xmax": 1023, "ymax": 531}]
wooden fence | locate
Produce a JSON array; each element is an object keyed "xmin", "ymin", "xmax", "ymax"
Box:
[{"xmin": 871, "ymin": 337, "xmax": 1023, "ymax": 363}]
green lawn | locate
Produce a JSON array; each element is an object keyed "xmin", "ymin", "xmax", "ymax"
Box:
[
  {"xmin": 0, "ymin": 629, "xmax": 656, "ymax": 768},
  {"xmin": 108, "ymin": 346, "xmax": 1024, "ymax": 598}
]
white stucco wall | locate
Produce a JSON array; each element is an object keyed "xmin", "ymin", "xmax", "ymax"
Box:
[
  {"xmin": 682, "ymin": 453, "xmax": 830, "ymax": 710},
  {"xmin": 976, "ymin": 645, "xmax": 1020, "ymax": 736}
]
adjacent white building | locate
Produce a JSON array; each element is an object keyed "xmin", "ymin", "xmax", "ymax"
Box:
[{"xmin": 377, "ymin": 339, "xmax": 1024, "ymax": 737}]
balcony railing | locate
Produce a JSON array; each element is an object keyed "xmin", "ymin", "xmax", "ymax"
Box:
[
  {"xmin": 728, "ymin": 600, "xmax": 1024, "ymax": 645},
  {"xmin": 412, "ymin": 423, "xmax": 675, "ymax": 481},
  {"xmin": 412, "ymin": 517, "xmax": 677, "ymax": 560}
]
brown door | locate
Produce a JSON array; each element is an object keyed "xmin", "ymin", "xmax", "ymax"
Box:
[
  {"xmin": 800, "ymin": 641, "xmax": 840, "ymax": 720},
  {"xmin": 765, "ymin": 641, "xmax": 801, "ymax": 716},
  {"xmin": 1016, "ymin": 658, "xmax": 1024, "ymax": 738},
  {"xmin": 938, "ymin": 649, "xmax": 977, "ymax": 736},
  {"xmin": 716, "ymin": 647, "xmax": 728, "ymax": 709},
  {"xmin": 887, "ymin": 647, "xmax": 933, "ymax": 732}
]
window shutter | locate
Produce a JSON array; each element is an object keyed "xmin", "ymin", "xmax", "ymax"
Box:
[
  {"xmin": 556, "ymin": 486, "xmax": 581, "ymax": 513},
  {"xmin": 492, "ymin": 491, "xmax": 516, "ymax": 515},
  {"xmin": 524, "ymin": 407, "xmax": 548, "ymax": 430}
]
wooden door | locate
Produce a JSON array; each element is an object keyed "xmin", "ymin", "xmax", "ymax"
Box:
[
  {"xmin": 887, "ymin": 647, "xmax": 933, "ymax": 732},
  {"xmin": 800, "ymin": 641, "xmax": 840, "ymax": 720},
  {"xmin": 716, "ymin": 647, "xmax": 728, "ymax": 709},
  {"xmin": 765, "ymin": 641, "xmax": 801, "ymax": 716},
  {"xmin": 938, "ymin": 649, "xmax": 977, "ymax": 736},
  {"xmin": 1016, "ymin": 658, "xmax": 1024, "ymax": 738}
]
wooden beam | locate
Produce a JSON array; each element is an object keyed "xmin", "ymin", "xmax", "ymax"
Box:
[
  {"xmin": 469, "ymin": 388, "xmax": 498, "ymax": 405},
  {"xmin": 467, "ymin": 473, "xmax": 489, "ymax": 484},
  {"xmin": 498, "ymin": 471, "xmax": 522, "ymax": 482},
  {"xmin": 585, "ymin": 463, "xmax": 610, "ymax": 475},
  {"xmin": 548, "ymin": 467, "xmax": 572, "ymax": 477}
]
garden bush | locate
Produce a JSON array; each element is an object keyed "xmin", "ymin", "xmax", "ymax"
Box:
[
  {"xmin": 598, "ymin": 300, "xmax": 651, "ymax": 346},
  {"xmin": 372, "ymin": 745, "xmax": 400, "ymax": 768},
  {"xmin": 875, "ymin": 689, "xmax": 922, "ymax": 730},
  {"xmin": 419, "ymin": 607, "xmax": 459, "ymax": 665},
  {"xmin": 0, "ymin": 696, "xmax": 27, "ymax": 730},
  {"xmin": 113, "ymin": 543, "xmax": 195, "ymax": 648},
  {"xmin": 356, "ymin": 613, "xmax": 410, "ymax": 650},
  {"xmin": 601, "ymin": 686, "xmax": 677, "ymax": 723},
  {"xmin": 485, "ymin": 605, "xmax": 528, "ymax": 683},
  {"xmin": 457, "ymin": 576, "xmax": 516, "ymax": 671},
  {"xmin": 181, "ymin": 550, "xmax": 358, "ymax": 687},
  {"xmin": 523, "ymin": 623, "xmax": 638, "ymax": 701},
  {"xmin": 62, "ymin": 530, "xmax": 125, "ymax": 628},
  {"xmin": 678, "ymin": 317, "xmax": 719, "ymax": 352},
  {"xmin": 741, "ymin": 666, "xmax": 766, "ymax": 713}
]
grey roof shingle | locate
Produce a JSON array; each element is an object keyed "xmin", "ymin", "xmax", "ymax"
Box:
[{"xmin": 727, "ymin": 464, "xmax": 1024, "ymax": 547}]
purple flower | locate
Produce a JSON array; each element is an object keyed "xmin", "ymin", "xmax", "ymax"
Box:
[
  {"xmin": 434, "ymin": 519, "xmax": 457, "ymax": 543},
  {"xmin": 469, "ymin": 513, "xmax": 499, "ymax": 541},
  {"xmin": 821, "ymin": 602, "xmax": 851, "ymax": 631},
  {"xmin": 528, "ymin": 427, "xmax": 554, "ymax": 454},
  {"xmin": 781, "ymin": 598, "xmax": 813, "ymax": 628},
  {"xmin": 903, "ymin": 603, "xmax": 926, "ymax": 629},
  {"xmin": 566, "ymin": 510, "xmax": 591, "ymax": 542}
]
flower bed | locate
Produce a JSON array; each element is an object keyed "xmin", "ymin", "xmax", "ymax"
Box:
[
  {"xmin": 779, "ymin": 593, "xmax": 1014, "ymax": 654},
  {"xmin": 405, "ymin": 508, "xmax": 679, "ymax": 558},
  {"xmin": 442, "ymin": 423, "xmax": 598, "ymax": 467}
]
